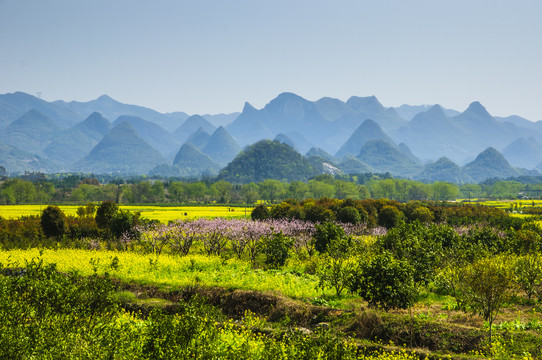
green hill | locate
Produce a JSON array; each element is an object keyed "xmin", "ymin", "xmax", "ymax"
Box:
[
  {"xmin": 0, "ymin": 110, "xmax": 59, "ymax": 154},
  {"xmin": 217, "ymin": 140, "xmax": 316, "ymax": 183},
  {"xmin": 201, "ymin": 126, "xmax": 241, "ymax": 166},
  {"xmin": 172, "ymin": 143, "xmax": 221, "ymax": 177},
  {"xmin": 463, "ymin": 147, "xmax": 520, "ymax": 182},
  {"xmin": 75, "ymin": 122, "xmax": 165, "ymax": 174},
  {"xmin": 357, "ymin": 139, "xmax": 421, "ymax": 177},
  {"xmin": 415, "ymin": 157, "xmax": 471, "ymax": 184},
  {"xmin": 335, "ymin": 119, "xmax": 394, "ymax": 158},
  {"xmin": 184, "ymin": 127, "xmax": 211, "ymax": 149},
  {"xmin": 338, "ymin": 156, "xmax": 373, "ymax": 174},
  {"xmin": 0, "ymin": 142, "xmax": 58, "ymax": 174},
  {"xmin": 44, "ymin": 112, "xmax": 112, "ymax": 165},
  {"xmin": 173, "ymin": 115, "xmax": 216, "ymax": 143}
]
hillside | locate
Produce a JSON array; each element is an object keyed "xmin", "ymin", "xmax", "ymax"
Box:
[
  {"xmin": 0, "ymin": 110, "xmax": 60, "ymax": 155},
  {"xmin": 201, "ymin": 126, "xmax": 241, "ymax": 166},
  {"xmin": 217, "ymin": 140, "xmax": 316, "ymax": 183},
  {"xmin": 335, "ymin": 119, "xmax": 394, "ymax": 158},
  {"xmin": 463, "ymin": 147, "xmax": 520, "ymax": 182},
  {"xmin": 357, "ymin": 140, "xmax": 421, "ymax": 177},
  {"xmin": 75, "ymin": 122, "xmax": 166, "ymax": 174},
  {"xmin": 415, "ymin": 157, "xmax": 471, "ymax": 184},
  {"xmin": 172, "ymin": 143, "xmax": 221, "ymax": 177}
]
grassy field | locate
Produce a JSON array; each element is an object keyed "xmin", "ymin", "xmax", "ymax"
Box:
[{"xmin": 0, "ymin": 205, "xmax": 250, "ymax": 222}]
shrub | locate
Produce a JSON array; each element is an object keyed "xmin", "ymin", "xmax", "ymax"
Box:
[
  {"xmin": 348, "ymin": 252, "xmax": 417, "ymax": 311},
  {"xmin": 261, "ymin": 232, "xmax": 293, "ymax": 268},
  {"xmin": 95, "ymin": 201, "xmax": 119, "ymax": 229},
  {"xmin": 40, "ymin": 205, "xmax": 66, "ymax": 240},
  {"xmin": 336, "ymin": 206, "xmax": 361, "ymax": 224},
  {"xmin": 313, "ymin": 222, "xmax": 345, "ymax": 253},
  {"xmin": 251, "ymin": 204, "xmax": 270, "ymax": 221},
  {"xmin": 378, "ymin": 205, "xmax": 404, "ymax": 229}
]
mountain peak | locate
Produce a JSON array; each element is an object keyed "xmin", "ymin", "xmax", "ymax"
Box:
[
  {"xmin": 426, "ymin": 104, "xmax": 446, "ymax": 117},
  {"xmin": 242, "ymin": 102, "xmax": 257, "ymax": 113},
  {"xmin": 346, "ymin": 95, "xmax": 384, "ymax": 112},
  {"xmin": 464, "ymin": 101, "xmax": 492, "ymax": 118},
  {"xmin": 96, "ymin": 94, "xmax": 115, "ymax": 102}
]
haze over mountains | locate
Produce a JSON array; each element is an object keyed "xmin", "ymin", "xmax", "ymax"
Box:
[{"xmin": 1, "ymin": 91, "xmax": 541, "ymax": 183}]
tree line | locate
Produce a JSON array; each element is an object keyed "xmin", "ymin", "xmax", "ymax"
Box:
[{"xmin": 1, "ymin": 172, "xmax": 542, "ymax": 205}]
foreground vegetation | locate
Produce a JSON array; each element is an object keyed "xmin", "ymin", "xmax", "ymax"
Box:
[{"xmin": 2, "ymin": 198, "xmax": 542, "ymax": 358}]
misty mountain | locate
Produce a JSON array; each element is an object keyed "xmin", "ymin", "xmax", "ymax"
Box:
[
  {"xmin": 357, "ymin": 139, "xmax": 421, "ymax": 177},
  {"xmin": 113, "ymin": 115, "xmax": 179, "ymax": 156},
  {"xmin": 172, "ymin": 143, "xmax": 221, "ymax": 178},
  {"xmin": 502, "ymin": 137, "xmax": 542, "ymax": 170},
  {"xmin": 414, "ymin": 157, "xmax": 471, "ymax": 184},
  {"xmin": 463, "ymin": 147, "xmax": 521, "ymax": 182},
  {"xmin": 305, "ymin": 147, "xmax": 335, "ymax": 162},
  {"xmin": 0, "ymin": 110, "xmax": 60, "ymax": 155},
  {"xmin": 201, "ymin": 126, "xmax": 241, "ymax": 166},
  {"xmin": 393, "ymin": 104, "xmax": 460, "ymax": 120},
  {"xmin": 345, "ymin": 96, "xmax": 407, "ymax": 130},
  {"xmin": 0, "ymin": 142, "xmax": 58, "ymax": 174},
  {"xmin": 184, "ymin": 127, "xmax": 211, "ymax": 149},
  {"xmin": 54, "ymin": 94, "xmax": 185, "ymax": 132},
  {"xmin": 338, "ymin": 156, "xmax": 373, "ymax": 175},
  {"xmin": 335, "ymin": 119, "xmax": 394, "ymax": 158},
  {"xmin": 202, "ymin": 113, "xmax": 240, "ymax": 127},
  {"xmin": 173, "ymin": 115, "xmax": 216, "ymax": 143},
  {"xmin": 0, "ymin": 92, "xmax": 83, "ymax": 129},
  {"xmin": 75, "ymin": 122, "xmax": 165, "ymax": 174}
]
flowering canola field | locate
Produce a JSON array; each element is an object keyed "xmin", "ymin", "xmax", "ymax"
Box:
[{"xmin": 0, "ymin": 205, "xmax": 249, "ymax": 222}]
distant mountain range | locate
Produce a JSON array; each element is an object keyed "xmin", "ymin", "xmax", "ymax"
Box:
[{"xmin": 1, "ymin": 91, "xmax": 541, "ymax": 183}]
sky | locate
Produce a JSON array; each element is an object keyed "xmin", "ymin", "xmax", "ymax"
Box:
[{"xmin": 0, "ymin": 0, "xmax": 541, "ymax": 120}]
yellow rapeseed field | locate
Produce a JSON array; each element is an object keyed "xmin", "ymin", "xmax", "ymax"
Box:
[{"xmin": 0, "ymin": 205, "xmax": 250, "ymax": 222}]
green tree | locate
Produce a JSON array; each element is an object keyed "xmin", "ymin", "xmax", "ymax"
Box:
[
  {"xmin": 211, "ymin": 180, "xmax": 233, "ymax": 203},
  {"xmin": 349, "ymin": 252, "xmax": 418, "ymax": 311},
  {"xmin": 336, "ymin": 206, "xmax": 361, "ymax": 224},
  {"xmin": 95, "ymin": 201, "xmax": 119, "ymax": 230},
  {"xmin": 513, "ymin": 254, "xmax": 542, "ymax": 300},
  {"xmin": 378, "ymin": 205, "xmax": 404, "ymax": 229},
  {"xmin": 432, "ymin": 182, "xmax": 459, "ymax": 201},
  {"xmin": 261, "ymin": 232, "xmax": 293, "ymax": 268},
  {"xmin": 258, "ymin": 179, "xmax": 286, "ymax": 203},
  {"xmin": 463, "ymin": 256, "xmax": 514, "ymax": 346},
  {"xmin": 288, "ymin": 181, "xmax": 310, "ymax": 201},
  {"xmin": 168, "ymin": 181, "xmax": 186, "ymax": 203},
  {"xmin": 251, "ymin": 204, "xmax": 270, "ymax": 220},
  {"xmin": 241, "ymin": 182, "xmax": 260, "ymax": 204},
  {"xmin": 334, "ymin": 180, "xmax": 359, "ymax": 199},
  {"xmin": 316, "ymin": 234, "xmax": 354, "ymax": 296},
  {"xmin": 40, "ymin": 205, "xmax": 67, "ymax": 240},
  {"xmin": 308, "ymin": 180, "xmax": 335, "ymax": 199},
  {"xmin": 184, "ymin": 182, "xmax": 207, "ymax": 202},
  {"xmin": 313, "ymin": 222, "xmax": 345, "ymax": 253}
]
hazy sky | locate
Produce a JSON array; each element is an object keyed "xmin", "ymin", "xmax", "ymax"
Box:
[{"xmin": 1, "ymin": 0, "xmax": 541, "ymax": 120}]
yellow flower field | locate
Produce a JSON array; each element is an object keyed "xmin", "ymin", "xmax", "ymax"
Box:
[{"xmin": 0, "ymin": 205, "xmax": 250, "ymax": 223}]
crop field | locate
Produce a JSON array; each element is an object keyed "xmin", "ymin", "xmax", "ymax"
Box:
[
  {"xmin": 0, "ymin": 204, "xmax": 250, "ymax": 222},
  {"xmin": 0, "ymin": 249, "xmax": 332, "ymax": 300}
]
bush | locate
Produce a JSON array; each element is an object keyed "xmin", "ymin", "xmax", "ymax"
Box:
[
  {"xmin": 410, "ymin": 207, "xmax": 433, "ymax": 223},
  {"xmin": 336, "ymin": 206, "xmax": 361, "ymax": 224},
  {"xmin": 40, "ymin": 205, "xmax": 66, "ymax": 240},
  {"xmin": 95, "ymin": 201, "xmax": 119, "ymax": 229},
  {"xmin": 348, "ymin": 251, "xmax": 417, "ymax": 311},
  {"xmin": 261, "ymin": 232, "xmax": 294, "ymax": 268},
  {"xmin": 313, "ymin": 222, "xmax": 345, "ymax": 253},
  {"xmin": 378, "ymin": 205, "xmax": 404, "ymax": 229},
  {"xmin": 251, "ymin": 204, "xmax": 270, "ymax": 221}
]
